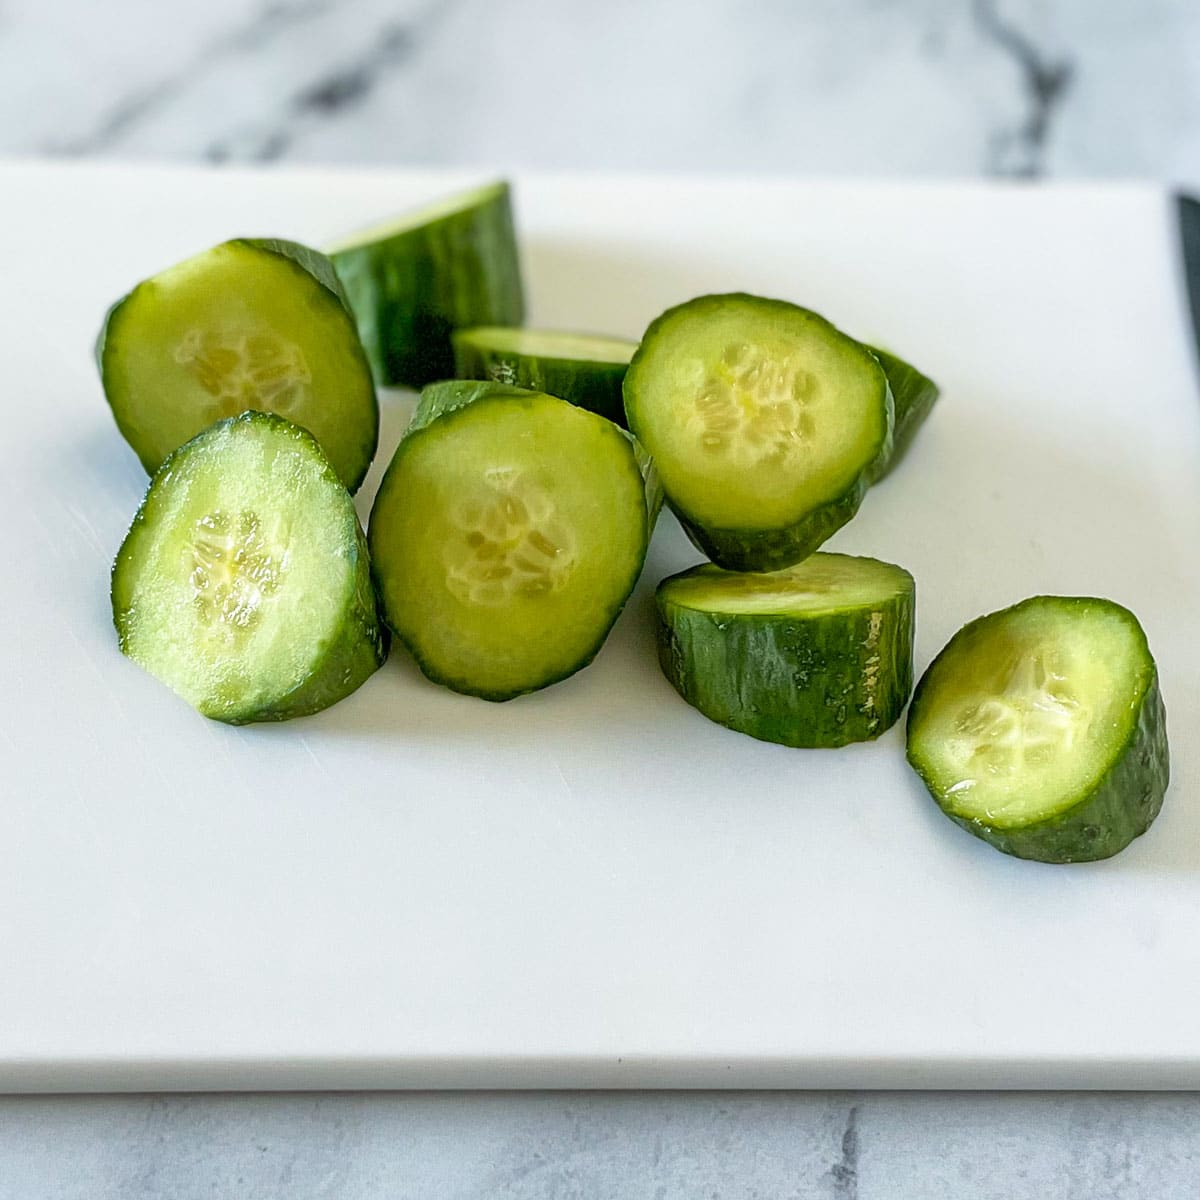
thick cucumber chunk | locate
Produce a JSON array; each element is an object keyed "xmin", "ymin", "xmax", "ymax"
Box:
[
  {"xmin": 907, "ymin": 596, "xmax": 1168, "ymax": 863},
  {"xmin": 369, "ymin": 381, "xmax": 652, "ymax": 701},
  {"xmin": 329, "ymin": 181, "xmax": 524, "ymax": 388},
  {"xmin": 656, "ymin": 553, "xmax": 914, "ymax": 748},
  {"xmin": 97, "ymin": 238, "xmax": 378, "ymax": 494},
  {"xmin": 867, "ymin": 347, "xmax": 940, "ymax": 482},
  {"xmin": 452, "ymin": 326, "xmax": 636, "ymax": 425},
  {"xmin": 623, "ymin": 294, "xmax": 893, "ymax": 572},
  {"xmin": 112, "ymin": 412, "xmax": 387, "ymax": 724}
]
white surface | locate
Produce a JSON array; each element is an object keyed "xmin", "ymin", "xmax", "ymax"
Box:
[{"xmin": 2, "ymin": 162, "xmax": 1198, "ymax": 1091}]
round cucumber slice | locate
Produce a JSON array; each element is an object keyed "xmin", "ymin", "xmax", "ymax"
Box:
[
  {"xmin": 623, "ymin": 294, "xmax": 893, "ymax": 572},
  {"xmin": 656, "ymin": 553, "xmax": 915, "ymax": 748},
  {"xmin": 112, "ymin": 412, "xmax": 387, "ymax": 724},
  {"xmin": 97, "ymin": 238, "xmax": 379, "ymax": 494},
  {"xmin": 906, "ymin": 596, "xmax": 1169, "ymax": 863},
  {"xmin": 369, "ymin": 381, "xmax": 652, "ymax": 701},
  {"xmin": 452, "ymin": 326, "xmax": 636, "ymax": 425},
  {"xmin": 329, "ymin": 181, "xmax": 525, "ymax": 388},
  {"xmin": 866, "ymin": 346, "xmax": 940, "ymax": 482}
]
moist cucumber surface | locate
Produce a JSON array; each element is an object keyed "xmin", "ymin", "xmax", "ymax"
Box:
[
  {"xmin": 329, "ymin": 181, "xmax": 524, "ymax": 388},
  {"xmin": 906, "ymin": 596, "xmax": 1168, "ymax": 863},
  {"xmin": 369, "ymin": 381, "xmax": 653, "ymax": 701},
  {"xmin": 867, "ymin": 347, "xmax": 939, "ymax": 481},
  {"xmin": 97, "ymin": 237, "xmax": 378, "ymax": 494},
  {"xmin": 452, "ymin": 326, "xmax": 636, "ymax": 425},
  {"xmin": 112, "ymin": 411, "xmax": 387, "ymax": 724},
  {"xmin": 623, "ymin": 293, "xmax": 893, "ymax": 572},
  {"xmin": 656, "ymin": 553, "xmax": 915, "ymax": 747}
]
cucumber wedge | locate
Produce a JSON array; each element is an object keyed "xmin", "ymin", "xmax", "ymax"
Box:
[
  {"xmin": 623, "ymin": 294, "xmax": 894, "ymax": 572},
  {"xmin": 369, "ymin": 381, "xmax": 653, "ymax": 701},
  {"xmin": 906, "ymin": 596, "xmax": 1168, "ymax": 863},
  {"xmin": 452, "ymin": 326, "xmax": 636, "ymax": 425},
  {"xmin": 97, "ymin": 238, "xmax": 378, "ymax": 494},
  {"xmin": 112, "ymin": 411, "xmax": 387, "ymax": 724},
  {"xmin": 656, "ymin": 553, "xmax": 915, "ymax": 747},
  {"xmin": 867, "ymin": 347, "xmax": 940, "ymax": 482},
  {"xmin": 329, "ymin": 181, "xmax": 524, "ymax": 388}
]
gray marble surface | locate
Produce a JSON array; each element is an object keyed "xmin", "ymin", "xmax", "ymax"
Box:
[{"xmin": 3, "ymin": 1, "xmax": 1200, "ymax": 1195}]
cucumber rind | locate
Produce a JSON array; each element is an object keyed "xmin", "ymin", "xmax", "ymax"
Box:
[
  {"xmin": 623, "ymin": 293, "xmax": 894, "ymax": 573},
  {"xmin": 866, "ymin": 346, "xmax": 939, "ymax": 483},
  {"xmin": 906, "ymin": 596, "xmax": 1169, "ymax": 863},
  {"xmin": 452, "ymin": 326, "xmax": 635, "ymax": 427},
  {"xmin": 369, "ymin": 381, "xmax": 653, "ymax": 702},
  {"xmin": 112, "ymin": 411, "xmax": 388, "ymax": 725},
  {"xmin": 329, "ymin": 180, "xmax": 525, "ymax": 389},
  {"xmin": 656, "ymin": 554, "xmax": 915, "ymax": 748},
  {"xmin": 96, "ymin": 238, "xmax": 379, "ymax": 495}
]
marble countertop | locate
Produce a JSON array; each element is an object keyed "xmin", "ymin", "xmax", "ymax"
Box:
[{"xmin": 2, "ymin": 0, "xmax": 1200, "ymax": 1194}]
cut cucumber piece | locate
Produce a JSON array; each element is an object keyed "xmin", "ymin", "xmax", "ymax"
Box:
[
  {"xmin": 329, "ymin": 181, "xmax": 524, "ymax": 388},
  {"xmin": 112, "ymin": 411, "xmax": 387, "ymax": 724},
  {"xmin": 623, "ymin": 294, "xmax": 893, "ymax": 572},
  {"xmin": 369, "ymin": 380, "xmax": 653, "ymax": 701},
  {"xmin": 97, "ymin": 237, "xmax": 378, "ymax": 494},
  {"xmin": 656, "ymin": 553, "xmax": 914, "ymax": 748},
  {"xmin": 867, "ymin": 346, "xmax": 940, "ymax": 482},
  {"xmin": 452, "ymin": 326, "xmax": 636, "ymax": 425},
  {"xmin": 906, "ymin": 596, "xmax": 1168, "ymax": 863}
]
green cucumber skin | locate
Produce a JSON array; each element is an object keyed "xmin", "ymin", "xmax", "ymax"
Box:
[
  {"xmin": 112, "ymin": 412, "xmax": 388, "ymax": 725},
  {"xmin": 452, "ymin": 335, "xmax": 629, "ymax": 426},
  {"xmin": 655, "ymin": 564, "xmax": 915, "ymax": 749},
  {"xmin": 867, "ymin": 347, "xmax": 939, "ymax": 482},
  {"xmin": 624, "ymin": 293, "xmax": 894, "ymax": 573},
  {"xmin": 369, "ymin": 382, "xmax": 651, "ymax": 702},
  {"xmin": 95, "ymin": 238, "xmax": 379, "ymax": 495},
  {"xmin": 906, "ymin": 599, "xmax": 1169, "ymax": 863},
  {"xmin": 331, "ymin": 183, "xmax": 525, "ymax": 388}
]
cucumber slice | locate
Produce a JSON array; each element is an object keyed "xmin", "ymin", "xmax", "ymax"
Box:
[
  {"xmin": 97, "ymin": 238, "xmax": 379, "ymax": 494},
  {"xmin": 656, "ymin": 553, "xmax": 915, "ymax": 747},
  {"xmin": 112, "ymin": 411, "xmax": 387, "ymax": 724},
  {"xmin": 623, "ymin": 294, "xmax": 893, "ymax": 572},
  {"xmin": 906, "ymin": 596, "xmax": 1169, "ymax": 863},
  {"xmin": 866, "ymin": 347, "xmax": 940, "ymax": 481},
  {"xmin": 369, "ymin": 380, "xmax": 653, "ymax": 701},
  {"xmin": 452, "ymin": 326, "xmax": 636, "ymax": 426},
  {"xmin": 329, "ymin": 181, "xmax": 524, "ymax": 388}
]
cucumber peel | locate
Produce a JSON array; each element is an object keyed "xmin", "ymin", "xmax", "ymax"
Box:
[
  {"xmin": 906, "ymin": 596, "xmax": 1169, "ymax": 863},
  {"xmin": 867, "ymin": 346, "xmax": 940, "ymax": 481},
  {"xmin": 329, "ymin": 181, "xmax": 525, "ymax": 388}
]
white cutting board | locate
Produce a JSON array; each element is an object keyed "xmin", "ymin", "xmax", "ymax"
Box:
[{"xmin": 2, "ymin": 162, "xmax": 1198, "ymax": 1091}]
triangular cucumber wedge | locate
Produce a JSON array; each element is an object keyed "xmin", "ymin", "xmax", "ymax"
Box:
[
  {"xmin": 112, "ymin": 412, "xmax": 387, "ymax": 724},
  {"xmin": 369, "ymin": 380, "xmax": 655, "ymax": 701},
  {"xmin": 329, "ymin": 181, "xmax": 525, "ymax": 389},
  {"xmin": 623, "ymin": 293, "xmax": 894, "ymax": 573},
  {"xmin": 906, "ymin": 596, "xmax": 1169, "ymax": 863},
  {"xmin": 656, "ymin": 553, "xmax": 915, "ymax": 748},
  {"xmin": 97, "ymin": 237, "xmax": 379, "ymax": 494},
  {"xmin": 452, "ymin": 326, "xmax": 637, "ymax": 426}
]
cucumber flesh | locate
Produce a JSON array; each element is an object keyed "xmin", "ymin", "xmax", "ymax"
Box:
[
  {"xmin": 329, "ymin": 181, "xmax": 524, "ymax": 388},
  {"xmin": 452, "ymin": 326, "xmax": 636, "ymax": 425},
  {"xmin": 656, "ymin": 553, "xmax": 914, "ymax": 748},
  {"xmin": 623, "ymin": 294, "xmax": 893, "ymax": 572},
  {"xmin": 112, "ymin": 412, "xmax": 387, "ymax": 724},
  {"xmin": 96, "ymin": 238, "xmax": 378, "ymax": 494},
  {"xmin": 867, "ymin": 346, "xmax": 939, "ymax": 481},
  {"xmin": 906, "ymin": 596, "xmax": 1168, "ymax": 862},
  {"xmin": 369, "ymin": 381, "xmax": 652, "ymax": 701}
]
